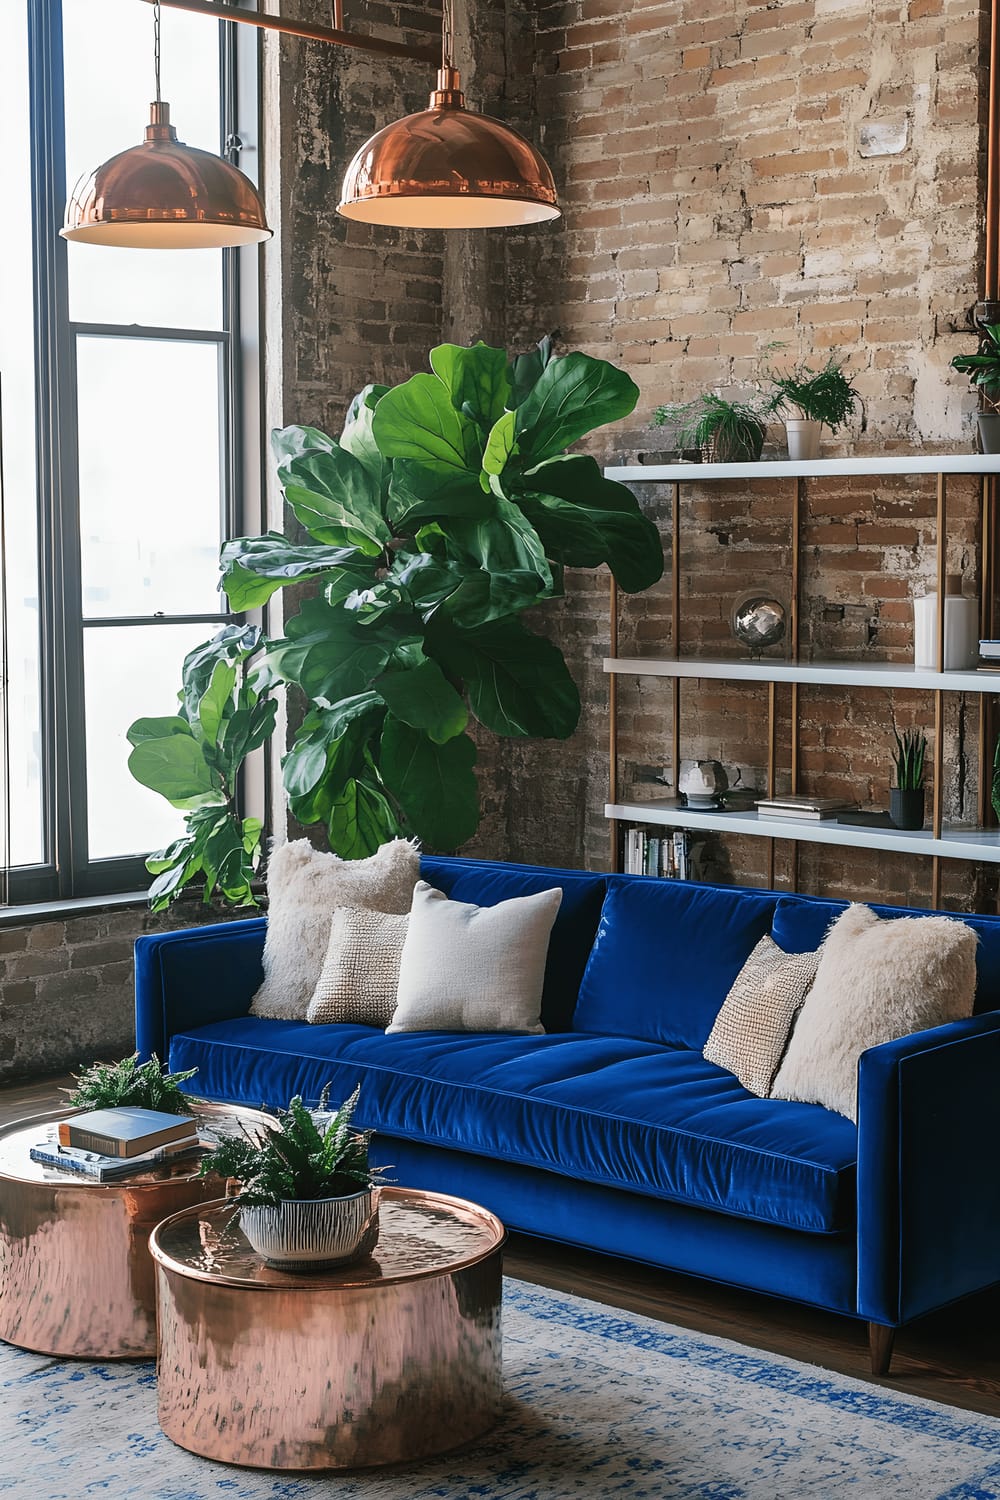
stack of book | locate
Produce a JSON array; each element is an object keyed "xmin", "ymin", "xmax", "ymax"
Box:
[
  {"xmin": 29, "ymin": 1105, "xmax": 200, "ymax": 1181},
  {"xmin": 755, "ymin": 795, "xmax": 856, "ymax": 821},
  {"xmin": 624, "ymin": 827, "xmax": 691, "ymax": 879},
  {"xmin": 979, "ymin": 640, "xmax": 1000, "ymax": 670}
]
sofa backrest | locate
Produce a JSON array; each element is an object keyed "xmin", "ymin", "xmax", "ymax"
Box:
[
  {"xmin": 772, "ymin": 894, "xmax": 1000, "ymax": 1014},
  {"xmin": 419, "ymin": 855, "xmax": 608, "ymax": 1032},
  {"xmin": 572, "ymin": 877, "xmax": 780, "ymax": 1049}
]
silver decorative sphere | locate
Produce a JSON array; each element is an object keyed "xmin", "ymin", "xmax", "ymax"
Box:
[{"xmin": 730, "ymin": 592, "xmax": 786, "ymax": 654}]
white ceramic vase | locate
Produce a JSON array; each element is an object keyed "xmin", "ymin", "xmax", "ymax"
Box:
[
  {"xmin": 913, "ymin": 576, "xmax": 979, "ymax": 671},
  {"xmin": 240, "ymin": 1187, "xmax": 380, "ymax": 1271},
  {"xmin": 784, "ymin": 418, "xmax": 822, "ymax": 460}
]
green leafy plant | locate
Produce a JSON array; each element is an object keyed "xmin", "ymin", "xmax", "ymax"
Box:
[
  {"xmin": 951, "ymin": 323, "xmax": 1000, "ymax": 411},
  {"xmin": 65, "ymin": 1052, "xmax": 198, "ymax": 1114},
  {"xmin": 128, "ymin": 338, "xmax": 663, "ymax": 905},
  {"xmin": 992, "ymin": 735, "xmax": 1000, "ymax": 824},
  {"xmin": 892, "ymin": 727, "xmax": 927, "ymax": 790},
  {"xmin": 200, "ymin": 1085, "xmax": 379, "ymax": 1206},
  {"xmin": 127, "ymin": 624, "xmax": 276, "ymax": 910},
  {"xmin": 653, "ymin": 392, "xmax": 769, "ymax": 462},
  {"xmin": 768, "ymin": 357, "xmax": 860, "ymax": 432}
]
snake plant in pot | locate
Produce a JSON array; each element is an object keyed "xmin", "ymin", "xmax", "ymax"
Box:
[
  {"xmin": 200, "ymin": 1085, "xmax": 382, "ymax": 1269},
  {"xmin": 126, "ymin": 337, "xmax": 663, "ymax": 907},
  {"xmin": 890, "ymin": 727, "xmax": 927, "ymax": 831}
]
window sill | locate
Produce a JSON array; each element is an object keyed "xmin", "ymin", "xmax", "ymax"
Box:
[{"xmin": 0, "ymin": 891, "xmax": 151, "ymax": 929}]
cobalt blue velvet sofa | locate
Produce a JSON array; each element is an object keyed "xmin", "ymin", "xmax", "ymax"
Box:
[{"xmin": 134, "ymin": 855, "xmax": 1000, "ymax": 1375}]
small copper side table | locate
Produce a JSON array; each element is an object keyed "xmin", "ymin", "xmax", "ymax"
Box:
[
  {"xmin": 0, "ymin": 1101, "xmax": 270, "ymax": 1359},
  {"xmin": 150, "ymin": 1186, "xmax": 506, "ymax": 1470}
]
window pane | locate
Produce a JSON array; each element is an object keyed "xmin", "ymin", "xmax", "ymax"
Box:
[
  {"xmin": 0, "ymin": 3, "xmax": 45, "ymax": 867},
  {"xmin": 62, "ymin": 0, "xmax": 223, "ymax": 328},
  {"xmin": 84, "ymin": 623, "xmax": 214, "ymax": 860},
  {"xmin": 76, "ymin": 336, "xmax": 226, "ymax": 619}
]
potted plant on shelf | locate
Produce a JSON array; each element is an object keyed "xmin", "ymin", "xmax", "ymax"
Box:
[
  {"xmin": 126, "ymin": 337, "xmax": 664, "ymax": 905},
  {"xmin": 65, "ymin": 1052, "xmax": 198, "ymax": 1114},
  {"xmin": 199, "ymin": 1085, "xmax": 382, "ymax": 1270},
  {"xmin": 652, "ymin": 392, "xmax": 770, "ymax": 463},
  {"xmin": 950, "ymin": 322, "xmax": 1000, "ymax": 454},
  {"xmin": 890, "ymin": 727, "xmax": 927, "ymax": 831},
  {"xmin": 767, "ymin": 357, "xmax": 860, "ymax": 460}
]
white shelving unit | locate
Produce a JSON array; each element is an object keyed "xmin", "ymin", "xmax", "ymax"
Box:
[
  {"xmin": 603, "ymin": 453, "xmax": 1000, "ymax": 898},
  {"xmin": 604, "ymin": 657, "xmax": 1000, "ymax": 693}
]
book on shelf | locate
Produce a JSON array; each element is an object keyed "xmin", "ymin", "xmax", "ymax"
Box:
[
  {"xmin": 623, "ymin": 825, "xmax": 689, "ymax": 879},
  {"xmin": 757, "ymin": 804, "xmax": 857, "ymax": 821},
  {"xmin": 980, "ymin": 640, "xmax": 1000, "ymax": 659},
  {"xmin": 29, "ymin": 1135, "xmax": 203, "ymax": 1182},
  {"xmin": 755, "ymin": 796, "xmax": 855, "ymax": 819},
  {"xmin": 58, "ymin": 1105, "xmax": 197, "ymax": 1157}
]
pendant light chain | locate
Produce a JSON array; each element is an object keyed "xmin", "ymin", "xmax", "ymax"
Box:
[
  {"xmin": 442, "ymin": 0, "xmax": 455, "ymax": 71},
  {"xmin": 153, "ymin": 0, "xmax": 162, "ymax": 105}
]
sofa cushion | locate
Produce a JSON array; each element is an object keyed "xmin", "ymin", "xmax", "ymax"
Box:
[
  {"xmin": 772, "ymin": 894, "xmax": 1000, "ymax": 1015},
  {"xmin": 572, "ymin": 878, "xmax": 780, "ymax": 1049},
  {"xmin": 169, "ymin": 1019, "xmax": 857, "ymax": 1234},
  {"xmin": 418, "ymin": 856, "xmax": 607, "ymax": 1031}
]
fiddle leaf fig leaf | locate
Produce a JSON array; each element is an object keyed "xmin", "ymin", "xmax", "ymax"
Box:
[
  {"xmin": 271, "ymin": 424, "xmax": 340, "ymax": 470},
  {"xmin": 372, "ymin": 372, "xmax": 480, "ymax": 472},
  {"xmin": 376, "ymin": 649, "xmax": 468, "ymax": 743},
  {"xmin": 430, "ymin": 342, "xmax": 512, "ymax": 430},
  {"xmin": 198, "ymin": 660, "xmax": 237, "ymax": 746},
  {"xmin": 516, "ymin": 454, "xmax": 664, "ymax": 592},
  {"xmin": 127, "ymin": 733, "xmax": 222, "ymax": 810},
  {"xmin": 327, "ymin": 776, "xmax": 402, "ymax": 860},
  {"xmin": 387, "ymin": 460, "xmax": 492, "ymax": 529},
  {"xmin": 180, "ymin": 625, "xmax": 260, "ymax": 726},
  {"xmin": 430, "ymin": 615, "xmax": 580, "ymax": 739},
  {"xmin": 220, "ymin": 533, "xmax": 368, "ymax": 611},
  {"xmin": 380, "ymin": 717, "xmax": 479, "ymax": 850},
  {"xmin": 340, "ymin": 384, "xmax": 391, "ymax": 499},
  {"xmin": 281, "ymin": 447, "xmax": 390, "ymax": 553},
  {"xmin": 482, "ymin": 409, "xmax": 517, "ymax": 478},
  {"xmin": 515, "ymin": 352, "xmax": 639, "ymax": 463},
  {"xmin": 508, "ymin": 333, "xmax": 555, "ymax": 408},
  {"xmin": 127, "ymin": 715, "xmax": 191, "ymax": 748},
  {"xmin": 448, "ymin": 496, "xmax": 552, "ymax": 595},
  {"xmin": 265, "ymin": 597, "xmax": 416, "ymax": 706}
]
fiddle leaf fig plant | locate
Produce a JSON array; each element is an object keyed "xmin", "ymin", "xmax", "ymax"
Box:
[{"xmin": 128, "ymin": 338, "xmax": 663, "ymax": 907}]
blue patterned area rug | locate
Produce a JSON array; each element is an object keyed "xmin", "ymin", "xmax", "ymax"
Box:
[{"xmin": 2, "ymin": 1278, "xmax": 999, "ymax": 1499}]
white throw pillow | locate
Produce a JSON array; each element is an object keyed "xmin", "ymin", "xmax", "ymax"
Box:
[
  {"xmin": 306, "ymin": 906, "xmax": 409, "ymax": 1028},
  {"xmin": 770, "ymin": 903, "xmax": 977, "ymax": 1121},
  {"xmin": 386, "ymin": 880, "xmax": 562, "ymax": 1035},
  {"xmin": 703, "ymin": 935, "xmax": 821, "ymax": 1097},
  {"xmin": 250, "ymin": 839, "xmax": 419, "ymax": 1021}
]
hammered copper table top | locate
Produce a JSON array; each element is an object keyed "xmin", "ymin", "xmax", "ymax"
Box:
[
  {"xmin": 151, "ymin": 1186, "xmax": 506, "ymax": 1290},
  {"xmin": 0, "ymin": 1098, "xmax": 270, "ymax": 1189}
]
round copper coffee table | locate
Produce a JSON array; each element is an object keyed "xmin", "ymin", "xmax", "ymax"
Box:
[
  {"xmin": 0, "ymin": 1100, "xmax": 270, "ymax": 1359},
  {"xmin": 150, "ymin": 1187, "xmax": 506, "ymax": 1470}
]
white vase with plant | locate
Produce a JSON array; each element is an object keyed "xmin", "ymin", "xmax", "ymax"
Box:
[{"xmin": 768, "ymin": 357, "xmax": 860, "ymax": 460}]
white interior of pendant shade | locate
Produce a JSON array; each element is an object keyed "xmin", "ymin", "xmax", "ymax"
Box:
[
  {"xmin": 337, "ymin": 195, "xmax": 561, "ymax": 228},
  {"xmin": 61, "ymin": 222, "xmax": 272, "ymax": 248}
]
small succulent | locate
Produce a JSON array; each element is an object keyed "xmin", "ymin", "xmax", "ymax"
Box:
[
  {"xmin": 200, "ymin": 1084, "xmax": 380, "ymax": 1207},
  {"xmin": 892, "ymin": 727, "xmax": 927, "ymax": 791},
  {"xmin": 65, "ymin": 1052, "xmax": 197, "ymax": 1115}
]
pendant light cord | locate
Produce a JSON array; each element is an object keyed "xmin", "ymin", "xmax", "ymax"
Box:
[{"xmin": 154, "ymin": 0, "xmax": 162, "ymax": 104}]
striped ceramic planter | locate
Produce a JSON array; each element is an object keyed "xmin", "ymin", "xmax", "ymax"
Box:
[{"xmin": 240, "ymin": 1188, "xmax": 380, "ymax": 1272}]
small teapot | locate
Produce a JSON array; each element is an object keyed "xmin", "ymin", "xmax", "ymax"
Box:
[{"xmin": 678, "ymin": 759, "xmax": 729, "ymax": 807}]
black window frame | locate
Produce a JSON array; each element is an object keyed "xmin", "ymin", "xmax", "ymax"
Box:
[{"xmin": 12, "ymin": 0, "xmax": 262, "ymax": 904}]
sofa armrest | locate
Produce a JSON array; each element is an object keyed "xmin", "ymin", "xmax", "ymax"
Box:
[
  {"xmin": 134, "ymin": 918, "xmax": 267, "ymax": 1063},
  {"xmin": 856, "ymin": 1010, "xmax": 1000, "ymax": 1326}
]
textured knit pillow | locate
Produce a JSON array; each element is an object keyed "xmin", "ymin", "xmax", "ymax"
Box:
[
  {"xmin": 250, "ymin": 839, "xmax": 419, "ymax": 1021},
  {"xmin": 386, "ymin": 880, "xmax": 562, "ymax": 1034},
  {"xmin": 703, "ymin": 935, "xmax": 821, "ymax": 1097},
  {"xmin": 306, "ymin": 906, "xmax": 409, "ymax": 1028},
  {"xmin": 771, "ymin": 903, "xmax": 978, "ymax": 1121}
]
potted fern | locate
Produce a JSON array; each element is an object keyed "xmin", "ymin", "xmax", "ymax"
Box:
[
  {"xmin": 890, "ymin": 727, "xmax": 927, "ymax": 831},
  {"xmin": 768, "ymin": 357, "xmax": 860, "ymax": 460},
  {"xmin": 652, "ymin": 392, "xmax": 770, "ymax": 463},
  {"xmin": 65, "ymin": 1053, "xmax": 197, "ymax": 1114},
  {"xmin": 199, "ymin": 1086, "xmax": 382, "ymax": 1270}
]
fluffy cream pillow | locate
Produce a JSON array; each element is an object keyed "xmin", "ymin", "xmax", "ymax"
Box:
[
  {"xmin": 250, "ymin": 839, "xmax": 419, "ymax": 1021},
  {"xmin": 306, "ymin": 906, "xmax": 409, "ymax": 1028},
  {"xmin": 703, "ymin": 935, "xmax": 821, "ymax": 1097},
  {"xmin": 387, "ymin": 880, "xmax": 562, "ymax": 1035},
  {"xmin": 770, "ymin": 904, "xmax": 977, "ymax": 1121}
]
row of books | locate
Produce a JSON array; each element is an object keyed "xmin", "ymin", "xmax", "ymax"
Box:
[
  {"xmin": 29, "ymin": 1105, "xmax": 201, "ymax": 1182},
  {"xmin": 623, "ymin": 827, "xmax": 691, "ymax": 879}
]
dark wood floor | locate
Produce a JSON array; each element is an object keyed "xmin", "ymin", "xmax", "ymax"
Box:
[{"xmin": 4, "ymin": 1074, "xmax": 999, "ymax": 1417}]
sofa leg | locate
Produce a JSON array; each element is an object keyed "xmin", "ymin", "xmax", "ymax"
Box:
[{"xmin": 868, "ymin": 1322, "xmax": 895, "ymax": 1376}]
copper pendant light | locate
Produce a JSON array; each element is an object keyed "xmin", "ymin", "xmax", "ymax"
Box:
[
  {"xmin": 337, "ymin": 0, "xmax": 559, "ymax": 229},
  {"xmin": 61, "ymin": 2, "xmax": 271, "ymax": 250}
]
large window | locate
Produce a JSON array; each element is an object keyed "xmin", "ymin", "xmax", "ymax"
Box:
[{"xmin": 0, "ymin": 0, "xmax": 263, "ymax": 901}]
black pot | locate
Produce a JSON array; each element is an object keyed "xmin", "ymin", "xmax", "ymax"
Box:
[{"xmin": 889, "ymin": 787, "xmax": 925, "ymax": 831}]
